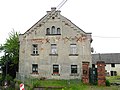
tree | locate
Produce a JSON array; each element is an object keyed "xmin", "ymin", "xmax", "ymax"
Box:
[{"xmin": 0, "ymin": 30, "xmax": 19, "ymax": 79}]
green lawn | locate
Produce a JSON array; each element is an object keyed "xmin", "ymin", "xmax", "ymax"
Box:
[
  {"xmin": 14, "ymin": 76, "xmax": 120, "ymax": 90},
  {"xmin": 106, "ymin": 76, "xmax": 120, "ymax": 83}
]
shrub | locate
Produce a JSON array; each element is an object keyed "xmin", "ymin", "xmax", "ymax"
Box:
[
  {"xmin": 106, "ymin": 79, "xmax": 110, "ymax": 86},
  {"xmin": 33, "ymin": 80, "xmax": 41, "ymax": 87},
  {"xmin": 5, "ymin": 74, "xmax": 13, "ymax": 81}
]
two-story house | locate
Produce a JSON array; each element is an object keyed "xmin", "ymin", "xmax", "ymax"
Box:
[{"xmin": 18, "ymin": 7, "xmax": 92, "ymax": 79}]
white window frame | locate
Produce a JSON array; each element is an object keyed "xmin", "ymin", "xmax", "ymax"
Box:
[
  {"xmin": 51, "ymin": 44, "xmax": 57, "ymax": 54},
  {"xmin": 70, "ymin": 44, "xmax": 77, "ymax": 54},
  {"xmin": 32, "ymin": 44, "xmax": 38, "ymax": 54}
]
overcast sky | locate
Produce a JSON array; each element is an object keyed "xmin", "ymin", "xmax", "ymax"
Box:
[{"xmin": 0, "ymin": 0, "xmax": 120, "ymax": 53}]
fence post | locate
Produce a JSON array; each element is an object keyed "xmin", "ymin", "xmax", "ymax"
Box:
[
  {"xmin": 82, "ymin": 62, "xmax": 89, "ymax": 84},
  {"xmin": 97, "ymin": 61, "xmax": 106, "ymax": 86}
]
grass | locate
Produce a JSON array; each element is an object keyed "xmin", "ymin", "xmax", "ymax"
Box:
[
  {"xmin": 15, "ymin": 77, "xmax": 120, "ymax": 90},
  {"xmin": 106, "ymin": 76, "xmax": 120, "ymax": 83}
]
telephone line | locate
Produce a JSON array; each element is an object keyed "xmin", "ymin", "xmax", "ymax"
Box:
[
  {"xmin": 56, "ymin": 0, "xmax": 68, "ymax": 10},
  {"xmin": 93, "ymin": 36, "xmax": 120, "ymax": 39}
]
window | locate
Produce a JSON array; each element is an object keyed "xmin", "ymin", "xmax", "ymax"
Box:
[
  {"xmin": 70, "ymin": 44, "xmax": 77, "ymax": 54},
  {"xmin": 46, "ymin": 26, "xmax": 61, "ymax": 35},
  {"xmin": 111, "ymin": 63, "xmax": 115, "ymax": 67},
  {"xmin": 32, "ymin": 44, "xmax": 38, "ymax": 55},
  {"xmin": 53, "ymin": 65, "xmax": 59, "ymax": 74},
  {"xmin": 111, "ymin": 71, "xmax": 117, "ymax": 76},
  {"xmin": 51, "ymin": 44, "xmax": 57, "ymax": 54},
  {"xmin": 51, "ymin": 26, "xmax": 55, "ymax": 34},
  {"xmin": 46, "ymin": 28, "xmax": 50, "ymax": 35},
  {"xmin": 57, "ymin": 28, "xmax": 61, "ymax": 34},
  {"xmin": 32, "ymin": 64, "xmax": 38, "ymax": 74},
  {"xmin": 71, "ymin": 65, "xmax": 77, "ymax": 74}
]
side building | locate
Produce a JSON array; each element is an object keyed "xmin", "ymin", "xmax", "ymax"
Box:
[
  {"xmin": 18, "ymin": 7, "xmax": 92, "ymax": 79},
  {"xmin": 92, "ymin": 53, "xmax": 120, "ymax": 76}
]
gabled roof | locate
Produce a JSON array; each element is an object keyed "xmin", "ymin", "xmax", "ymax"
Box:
[
  {"xmin": 61, "ymin": 15, "xmax": 86, "ymax": 34},
  {"xmin": 21, "ymin": 7, "xmax": 90, "ymax": 35},
  {"xmin": 23, "ymin": 14, "xmax": 47, "ymax": 34},
  {"xmin": 92, "ymin": 53, "xmax": 120, "ymax": 64}
]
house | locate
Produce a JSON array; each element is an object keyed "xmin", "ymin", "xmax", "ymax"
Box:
[
  {"xmin": 92, "ymin": 53, "xmax": 120, "ymax": 76},
  {"xmin": 18, "ymin": 7, "xmax": 92, "ymax": 79}
]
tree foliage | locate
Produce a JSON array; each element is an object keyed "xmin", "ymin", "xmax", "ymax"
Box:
[{"xmin": 0, "ymin": 30, "xmax": 19, "ymax": 79}]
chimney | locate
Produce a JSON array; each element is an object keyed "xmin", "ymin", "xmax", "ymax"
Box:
[
  {"xmin": 46, "ymin": 7, "xmax": 61, "ymax": 18},
  {"xmin": 51, "ymin": 7, "xmax": 56, "ymax": 12},
  {"xmin": 47, "ymin": 7, "xmax": 56, "ymax": 14}
]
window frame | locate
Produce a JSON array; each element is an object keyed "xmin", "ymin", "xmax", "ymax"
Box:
[
  {"xmin": 111, "ymin": 71, "xmax": 117, "ymax": 76},
  {"xmin": 71, "ymin": 65, "xmax": 77, "ymax": 74},
  {"xmin": 51, "ymin": 44, "xmax": 57, "ymax": 54},
  {"xmin": 111, "ymin": 63, "xmax": 115, "ymax": 67},
  {"xmin": 32, "ymin": 64, "xmax": 38, "ymax": 74},
  {"xmin": 51, "ymin": 26, "xmax": 56, "ymax": 34},
  {"xmin": 69, "ymin": 44, "xmax": 78, "ymax": 56},
  {"xmin": 53, "ymin": 64, "xmax": 60, "ymax": 75},
  {"xmin": 31, "ymin": 44, "xmax": 39, "ymax": 56},
  {"xmin": 57, "ymin": 28, "xmax": 61, "ymax": 35},
  {"xmin": 46, "ymin": 26, "xmax": 61, "ymax": 35},
  {"xmin": 46, "ymin": 28, "xmax": 50, "ymax": 35}
]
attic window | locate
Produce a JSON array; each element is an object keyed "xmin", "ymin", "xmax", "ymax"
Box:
[
  {"xmin": 57, "ymin": 28, "xmax": 61, "ymax": 34},
  {"xmin": 46, "ymin": 26, "xmax": 61, "ymax": 35},
  {"xmin": 46, "ymin": 28, "xmax": 50, "ymax": 35},
  {"xmin": 51, "ymin": 26, "xmax": 55, "ymax": 34}
]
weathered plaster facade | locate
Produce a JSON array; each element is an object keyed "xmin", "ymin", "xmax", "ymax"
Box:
[{"xmin": 18, "ymin": 7, "xmax": 92, "ymax": 79}]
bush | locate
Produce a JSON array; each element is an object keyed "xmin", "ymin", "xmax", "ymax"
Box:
[
  {"xmin": 106, "ymin": 79, "xmax": 110, "ymax": 86},
  {"xmin": 5, "ymin": 74, "xmax": 13, "ymax": 81},
  {"xmin": 33, "ymin": 80, "xmax": 41, "ymax": 87}
]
